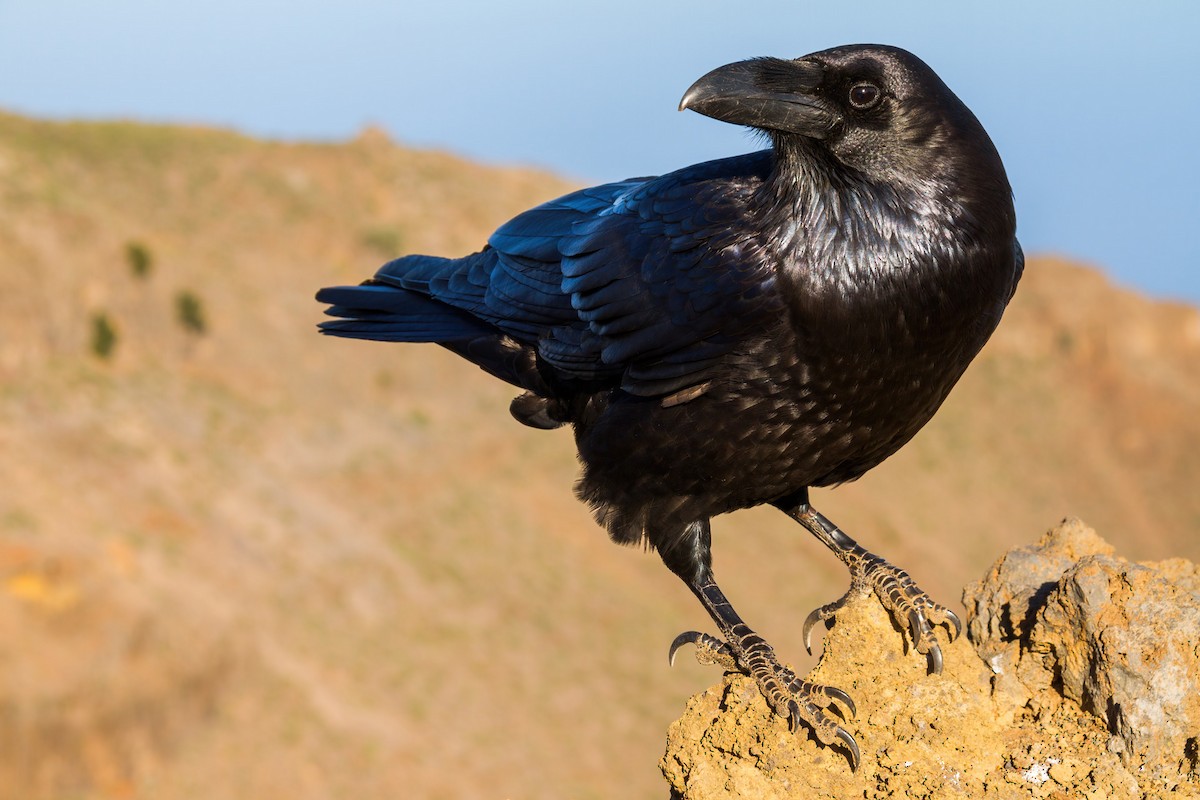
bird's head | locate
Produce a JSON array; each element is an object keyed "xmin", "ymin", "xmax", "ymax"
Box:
[{"xmin": 680, "ymin": 44, "xmax": 1006, "ymax": 193}]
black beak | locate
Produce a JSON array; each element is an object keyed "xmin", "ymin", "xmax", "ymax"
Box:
[{"xmin": 679, "ymin": 57, "xmax": 837, "ymax": 139}]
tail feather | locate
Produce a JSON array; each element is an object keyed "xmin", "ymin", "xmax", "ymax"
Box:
[
  {"xmin": 317, "ymin": 251, "xmax": 576, "ymax": 402},
  {"xmin": 316, "ymin": 283, "xmax": 498, "ymax": 343}
]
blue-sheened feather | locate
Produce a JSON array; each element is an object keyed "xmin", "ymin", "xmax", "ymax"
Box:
[{"xmin": 317, "ymin": 151, "xmax": 785, "ymax": 397}]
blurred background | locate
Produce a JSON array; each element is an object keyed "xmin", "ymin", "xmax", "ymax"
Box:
[
  {"xmin": 4, "ymin": 0, "xmax": 1198, "ymax": 302},
  {"xmin": 1, "ymin": 2, "xmax": 1198, "ymax": 798}
]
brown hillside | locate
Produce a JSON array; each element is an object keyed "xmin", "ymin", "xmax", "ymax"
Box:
[{"xmin": 0, "ymin": 111, "xmax": 1197, "ymax": 800}]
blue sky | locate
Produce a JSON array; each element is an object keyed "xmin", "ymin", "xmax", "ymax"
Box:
[{"xmin": 2, "ymin": 1, "xmax": 1198, "ymax": 303}]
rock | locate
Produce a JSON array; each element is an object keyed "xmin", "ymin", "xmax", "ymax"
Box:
[
  {"xmin": 962, "ymin": 519, "xmax": 1118, "ymax": 712},
  {"xmin": 661, "ymin": 520, "xmax": 1200, "ymax": 799},
  {"xmin": 967, "ymin": 518, "xmax": 1200, "ymax": 793}
]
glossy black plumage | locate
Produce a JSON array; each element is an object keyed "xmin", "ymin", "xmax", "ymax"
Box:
[{"xmin": 317, "ymin": 44, "xmax": 1021, "ymax": 765}]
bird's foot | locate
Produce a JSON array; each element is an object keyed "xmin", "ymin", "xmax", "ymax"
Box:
[
  {"xmin": 670, "ymin": 629, "xmax": 860, "ymax": 770},
  {"xmin": 803, "ymin": 551, "xmax": 962, "ymax": 674}
]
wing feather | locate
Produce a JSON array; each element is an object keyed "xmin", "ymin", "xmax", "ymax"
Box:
[{"xmin": 319, "ymin": 151, "xmax": 786, "ymax": 398}]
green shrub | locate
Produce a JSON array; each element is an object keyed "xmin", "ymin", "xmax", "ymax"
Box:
[
  {"xmin": 125, "ymin": 240, "xmax": 153, "ymax": 279},
  {"xmin": 175, "ymin": 290, "xmax": 207, "ymax": 335},
  {"xmin": 90, "ymin": 312, "xmax": 118, "ymax": 359}
]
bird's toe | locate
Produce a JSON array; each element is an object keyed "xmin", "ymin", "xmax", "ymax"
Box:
[
  {"xmin": 673, "ymin": 625, "xmax": 860, "ymax": 770},
  {"xmin": 668, "ymin": 630, "xmax": 738, "ymax": 669}
]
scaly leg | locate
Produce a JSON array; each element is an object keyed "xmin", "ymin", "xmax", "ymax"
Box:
[
  {"xmin": 773, "ymin": 489, "xmax": 962, "ymax": 673},
  {"xmin": 660, "ymin": 519, "xmax": 860, "ymax": 770}
]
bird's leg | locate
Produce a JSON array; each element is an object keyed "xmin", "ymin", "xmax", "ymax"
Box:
[
  {"xmin": 662, "ymin": 520, "xmax": 860, "ymax": 770},
  {"xmin": 773, "ymin": 489, "xmax": 962, "ymax": 673}
]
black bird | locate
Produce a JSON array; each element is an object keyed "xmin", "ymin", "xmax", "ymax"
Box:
[{"xmin": 317, "ymin": 44, "xmax": 1021, "ymax": 769}]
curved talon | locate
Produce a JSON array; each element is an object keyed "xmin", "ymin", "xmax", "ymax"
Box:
[
  {"xmin": 835, "ymin": 726, "xmax": 862, "ymax": 772},
  {"xmin": 926, "ymin": 640, "xmax": 944, "ymax": 675},
  {"xmin": 802, "ymin": 607, "xmax": 823, "ymax": 654},
  {"xmin": 668, "ymin": 631, "xmax": 706, "ymax": 666},
  {"xmin": 824, "ymin": 685, "xmax": 857, "ymax": 720},
  {"xmin": 786, "ymin": 700, "xmax": 802, "ymax": 734},
  {"xmin": 943, "ymin": 608, "xmax": 963, "ymax": 641}
]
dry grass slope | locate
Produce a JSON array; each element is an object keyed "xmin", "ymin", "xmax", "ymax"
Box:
[{"xmin": 0, "ymin": 111, "xmax": 1197, "ymax": 799}]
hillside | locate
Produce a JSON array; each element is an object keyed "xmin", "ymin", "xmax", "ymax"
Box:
[{"xmin": 0, "ymin": 111, "xmax": 1197, "ymax": 800}]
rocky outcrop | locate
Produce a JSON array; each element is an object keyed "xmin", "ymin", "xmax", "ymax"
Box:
[{"xmin": 661, "ymin": 520, "xmax": 1200, "ymax": 799}]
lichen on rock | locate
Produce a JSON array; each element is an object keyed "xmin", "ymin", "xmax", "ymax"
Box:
[{"xmin": 661, "ymin": 519, "xmax": 1200, "ymax": 799}]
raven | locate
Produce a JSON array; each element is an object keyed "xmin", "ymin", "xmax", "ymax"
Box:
[{"xmin": 317, "ymin": 44, "xmax": 1021, "ymax": 769}]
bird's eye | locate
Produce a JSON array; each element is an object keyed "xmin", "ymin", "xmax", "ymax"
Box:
[{"xmin": 848, "ymin": 82, "xmax": 882, "ymax": 110}]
